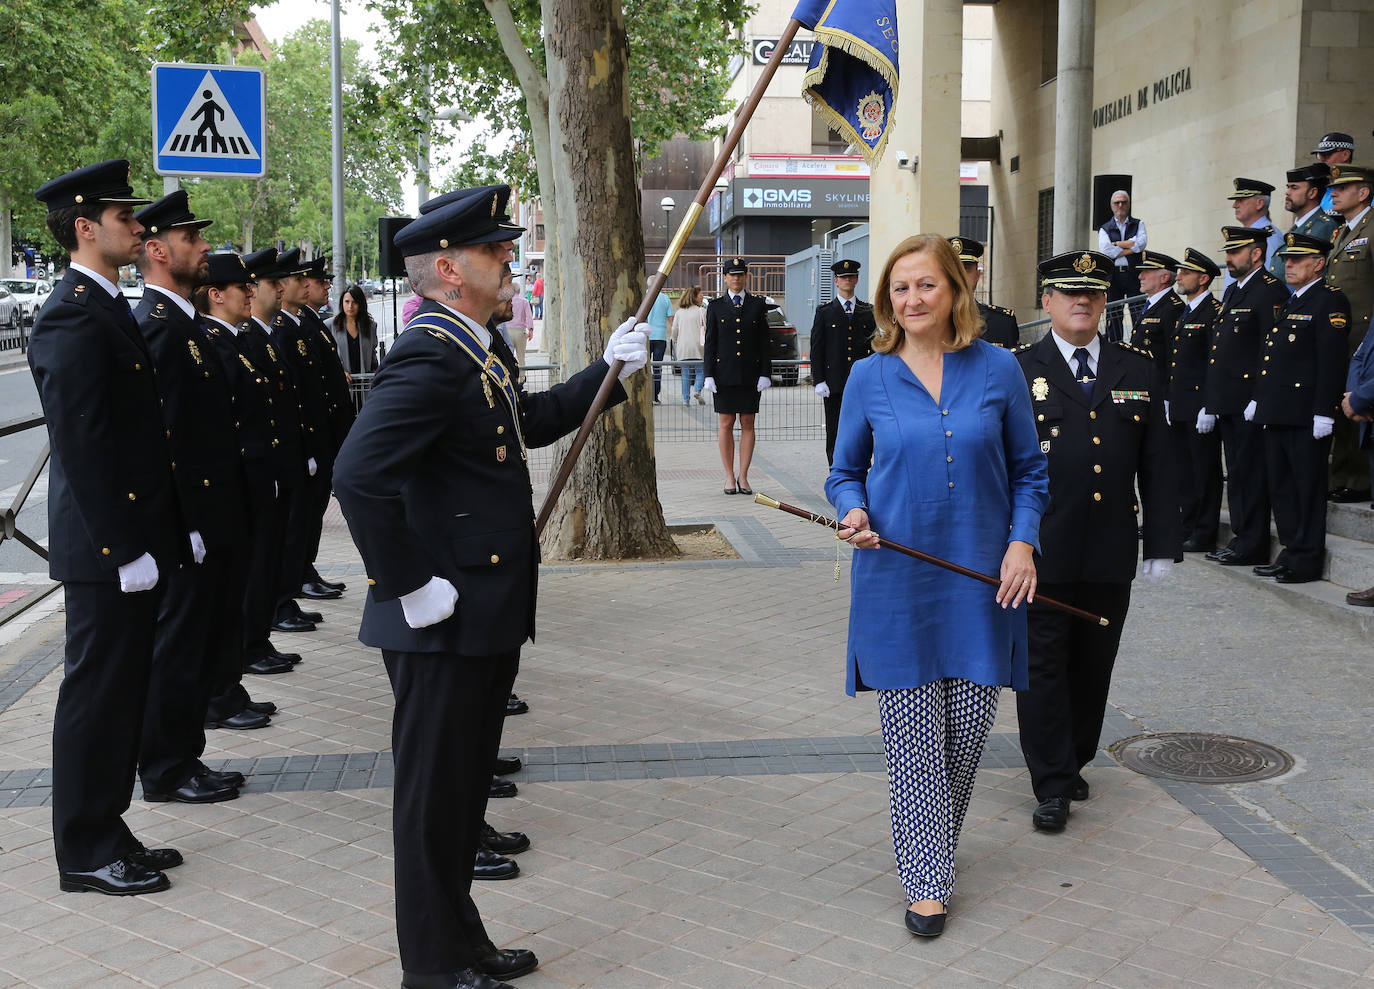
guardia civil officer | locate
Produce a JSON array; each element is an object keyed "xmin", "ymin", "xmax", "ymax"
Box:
[
  {"xmin": 1169, "ymin": 249, "xmax": 1225, "ymax": 551},
  {"xmin": 130, "ymin": 192, "xmax": 246, "ymax": 804},
  {"xmin": 1013, "ymin": 251, "xmax": 1180, "ymax": 833},
  {"xmin": 1200, "ymin": 227, "xmax": 1289, "ymax": 567},
  {"xmin": 950, "ymin": 236, "xmax": 1019, "ymax": 348},
  {"xmin": 1129, "ymin": 251, "xmax": 1185, "ymax": 383},
  {"xmin": 1250, "ymin": 232, "xmax": 1352, "ymax": 583},
  {"xmin": 810, "ymin": 257, "xmax": 875, "ymax": 464},
  {"xmin": 29, "ymin": 161, "xmax": 185, "ymax": 895},
  {"xmin": 701, "ymin": 257, "xmax": 771, "ymax": 494},
  {"xmin": 1325, "ymin": 163, "xmax": 1374, "ymax": 502},
  {"xmin": 1267, "ymin": 164, "xmax": 1339, "ymax": 282},
  {"xmin": 331, "ymin": 185, "xmax": 649, "ymax": 989}
]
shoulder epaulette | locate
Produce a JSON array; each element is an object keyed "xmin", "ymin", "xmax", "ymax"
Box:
[
  {"xmin": 994, "ymin": 305, "xmax": 1015, "ymax": 317},
  {"xmin": 1011, "ymin": 342, "xmax": 1034, "ymax": 354},
  {"xmin": 1260, "ymin": 269, "xmax": 1281, "ymax": 283},
  {"xmin": 150, "ymin": 302, "xmax": 168, "ymax": 320},
  {"xmin": 1114, "ymin": 340, "xmax": 1151, "ymax": 358},
  {"xmin": 62, "ymin": 282, "xmax": 92, "ymax": 307}
]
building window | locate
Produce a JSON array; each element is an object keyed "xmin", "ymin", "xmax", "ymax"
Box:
[
  {"xmin": 1036, "ymin": 187, "xmax": 1054, "ymax": 308},
  {"xmin": 1040, "ymin": 0, "xmax": 1058, "ymax": 86}
]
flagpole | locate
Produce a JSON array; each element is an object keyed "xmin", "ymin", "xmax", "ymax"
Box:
[{"xmin": 534, "ymin": 18, "xmax": 805, "ymax": 537}]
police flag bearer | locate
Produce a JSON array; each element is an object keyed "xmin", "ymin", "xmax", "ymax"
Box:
[
  {"xmin": 1169, "ymin": 249, "xmax": 1225, "ymax": 552},
  {"xmin": 810, "ymin": 258, "xmax": 875, "ymax": 464},
  {"xmin": 1250, "ymin": 233, "xmax": 1352, "ymax": 583},
  {"xmin": 1013, "ymin": 251, "xmax": 1180, "ymax": 834},
  {"xmin": 701, "ymin": 257, "xmax": 772, "ymax": 494},
  {"xmin": 29, "ymin": 161, "xmax": 186, "ymax": 895},
  {"xmin": 331, "ymin": 185, "xmax": 649, "ymax": 989},
  {"xmin": 950, "ymin": 236, "xmax": 1019, "ymax": 348}
]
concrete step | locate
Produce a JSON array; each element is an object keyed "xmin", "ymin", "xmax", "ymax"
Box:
[
  {"xmin": 1327, "ymin": 501, "xmax": 1374, "ymax": 543},
  {"xmin": 1205, "ymin": 555, "xmax": 1374, "ymax": 636},
  {"xmin": 1217, "ymin": 511, "xmax": 1374, "ymax": 590}
]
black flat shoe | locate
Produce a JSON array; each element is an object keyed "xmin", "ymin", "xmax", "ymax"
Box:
[
  {"xmin": 59, "ymin": 858, "xmax": 170, "ymax": 896},
  {"xmin": 1219, "ymin": 553, "xmax": 1267, "ymax": 566},
  {"xmin": 293, "ymin": 607, "xmax": 324, "ymax": 623},
  {"xmin": 1180, "ymin": 536, "xmax": 1214, "ymax": 553},
  {"xmin": 481, "ymin": 823, "xmax": 530, "ymax": 855},
  {"xmin": 127, "ymin": 845, "xmax": 183, "ymax": 870},
  {"xmin": 1329, "ymin": 487, "xmax": 1371, "ymax": 503},
  {"xmin": 1276, "ymin": 571, "xmax": 1318, "ymax": 584},
  {"xmin": 489, "ymin": 776, "xmax": 518, "ymax": 799},
  {"xmin": 1252, "ymin": 562, "xmax": 1287, "ymax": 577},
  {"xmin": 142, "ymin": 776, "xmax": 239, "ymax": 804},
  {"xmin": 401, "ymin": 968, "xmax": 515, "ymax": 989},
  {"xmin": 242, "ymin": 655, "xmax": 293, "ymax": 676},
  {"xmin": 505, "ymin": 695, "xmax": 529, "ymax": 716},
  {"xmin": 476, "ymin": 945, "xmax": 539, "ymax": 980},
  {"xmin": 299, "ymin": 581, "xmax": 343, "ymax": 600},
  {"xmin": 316, "ymin": 577, "xmax": 346, "ymax": 592},
  {"xmin": 204, "ymin": 708, "xmax": 271, "ymax": 729},
  {"xmin": 904, "ymin": 906, "xmax": 946, "ymax": 937},
  {"xmin": 1204, "ymin": 548, "xmax": 1234, "ymax": 562},
  {"xmin": 1070, "ymin": 778, "xmax": 1090, "ymax": 802},
  {"xmin": 1032, "ymin": 796, "xmax": 1070, "ymax": 832},
  {"xmin": 245, "ymin": 699, "xmax": 278, "ymax": 714},
  {"xmin": 197, "ymin": 766, "xmax": 246, "ymax": 788},
  {"xmin": 494, "ymin": 755, "xmax": 522, "ymax": 776},
  {"xmin": 271, "ymin": 616, "xmax": 316, "ymax": 633},
  {"xmin": 473, "ymin": 848, "xmax": 520, "ymax": 881},
  {"xmin": 265, "ymin": 647, "xmax": 301, "ymax": 665}
]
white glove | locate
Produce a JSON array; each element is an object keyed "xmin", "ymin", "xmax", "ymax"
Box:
[
  {"xmin": 1142, "ymin": 558, "xmax": 1173, "ymax": 586},
  {"xmin": 1196, "ymin": 409, "xmax": 1216, "ymax": 434},
  {"xmin": 1243, "ymin": 400, "xmax": 1257, "ymax": 422},
  {"xmin": 1314, "ymin": 415, "xmax": 1335, "ymax": 440},
  {"xmin": 757, "ymin": 375, "xmax": 771, "ymax": 392},
  {"xmin": 399, "ymin": 575, "xmax": 459, "ymax": 629},
  {"xmin": 117, "ymin": 552, "xmax": 159, "ymax": 593},
  {"xmin": 700, "ymin": 377, "xmax": 717, "ymax": 395},
  {"xmin": 814, "ymin": 381, "xmax": 831, "ymax": 398},
  {"xmin": 603, "ymin": 316, "xmax": 649, "ymax": 380},
  {"xmin": 274, "ymin": 481, "xmax": 279, "ymax": 499},
  {"xmin": 189, "ymin": 530, "xmax": 206, "ymax": 565},
  {"xmin": 1164, "ymin": 400, "xmax": 1171, "ymax": 426},
  {"xmin": 307, "ymin": 457, "xmax": 318, "ymax": 477}
]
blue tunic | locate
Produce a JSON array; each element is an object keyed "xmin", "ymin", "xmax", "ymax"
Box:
[{"xmin": 825, "ymin": 341, "xmax": 1049, "ymax": 695}]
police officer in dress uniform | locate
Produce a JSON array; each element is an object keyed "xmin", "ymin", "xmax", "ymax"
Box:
[
  {"xmin": 950, "ymin": 236, "xmax": 1019, "ymax": 348},
  {"xmin": 810, "ymin": 258, "xmax": 875, "ymax": 464},
  {"xmin": 1200, "ymin": 226, "xmax": 1289, "ymax": 567},
  {"xmin": 701, "ymin": 258, "xmax": 771, "ymax": 494},
  {"xmin": 1325, "ymin": 163, "xmax": 1374, "ymax": 502},
  {"xmin": 1169, "ymin": 249, "xmax": 1225, "ymax": 551},
  {"xmin": 1129, "ymin": 251, "xmax": 1185, "ymax": 384},
  {"xmin": 29, "ymin": 161, "xmax": 186, "ymax": 895},
  {"xmin": 1226, "ymin": 178, "xmax": 1285, "ymax": 290},
  {"xmin": 330, "ymin": 186, "xmax": 649, "ymax": 989},
  {"xmin": 1251, "ymin": 232, "xmax": 1352, "ymax": 583},
  {"xmin": 1342, "ymin": 313, "xmax": 1374, "ymax": 606},
  {"xmin": 131, "ymin": 192, "xmax": 247, "ymax": 804},
  {"xmin": 1013, "ymin": 250, "xmax": 1180, "ymax": 834},
  {"xmin": 1268, "ymin": 164, "xmax": 1340, "ymax": 282},
  {"xmin": 194, "ymin": 253, "xmax": 282, "ymax": 729}
]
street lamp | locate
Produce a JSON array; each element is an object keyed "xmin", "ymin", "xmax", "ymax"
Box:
[
  {"xmin": 416, "ymin": 73, "xmax": 474, "ymax": 205},
  {"xmin": 660, "ymin": 196, "xmax": 676, "ymax": 248}
]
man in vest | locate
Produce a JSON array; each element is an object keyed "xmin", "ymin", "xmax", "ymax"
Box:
[{"xmin": 1097, "ymin": 191, "xmax": 1147, "ymax": 342}]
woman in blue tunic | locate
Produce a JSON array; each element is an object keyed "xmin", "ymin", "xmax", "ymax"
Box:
[{"xmin": 826, "ymin": 234, "xmax": 1049, "ymax": 937}]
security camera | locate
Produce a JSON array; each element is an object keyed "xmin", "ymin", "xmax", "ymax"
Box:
[{"xmin": 895, "ymin": 150, "xmax": 910, "ymax": 168}]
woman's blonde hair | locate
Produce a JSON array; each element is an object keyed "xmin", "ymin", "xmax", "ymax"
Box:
[
  {"xmin": 677, "ymin": 285, "xmax": 702, "ymax": 309},
  {"xmin": 871, "ymin": 234, "xmax": 982, "ymax": 354}
]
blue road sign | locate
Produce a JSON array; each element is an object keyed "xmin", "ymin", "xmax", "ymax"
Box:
[{"xmin": 152, "ymin": 62, "xmax": 266, "ymax": 179}]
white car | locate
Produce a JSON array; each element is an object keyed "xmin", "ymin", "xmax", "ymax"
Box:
[
  {"xmin": 0, "ymin": 283, "xmax": 22, "ymax": 331},
  {"xmin": 2, "ymin": 279, "xmax": 53, "ymax": 326}
]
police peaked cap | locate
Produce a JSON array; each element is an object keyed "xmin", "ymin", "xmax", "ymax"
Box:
[
  {"xmin": 1287, "ymin": 163, "xmax": 1330, "ymax": 189},
  {"xmin": 34, "ymin": 159, "xmax": 151, "ymax": 210},
  {"xmin": 201, "ymin": 253, "xmax": 253, "ymax": 286},
  {"xmin": 270, "ymin": 248, "xmax": 311, "ymax": 278},
  {"xmin": 724, "ymin": 257, "xmax": 749, "ymax": 274},
  {"xmin": 1329, "ymin": 163, "xmax": 1374, "ymax": 186},
  {"xmin": 1228, "ymin": 177, "xmax": 1275, "ymax": 200},
  {"xmin": 1276, "ymin": 231, "xmax": 1333, "ymax": 257},
  {"xmin": 1220, "ymin": 226, "xmax": 1270, "ymax": 251},
  {"xmin": 1037, "ymin": 251, "xmax": 1112, "ymax": 291},
  {"xmin": 135, "ymin": 190, "xmax": 212, "ymax": 238},
  {"xmin": 419, "ymin": 184, "xmax": 504, "ymax": 215},
  {"xmin": 304, "ymin": 257, "xmax": 333, "ymax": 280},
  {"xmin": 1136, "ymin": 251, "xmax": 1180, "ymax": 271},
  {"xmin": 241, "ymin": 248, "xmax": 279, "ymax": 281},
  {"xmin": 1176, "ymin": 247, "xmax": 1221, "ymax": 279},
  {"xmin": 830, "ymin": 258, "xmax": 862, "ymax": 275},
  {"xmin": 1312, "ymin": 132, "xmax": 1355, "ymax": 154},
  {"xmin": 395, "ymin": 184, "xmax": 525, "ymax": 257},
  {"xmin": 948, "ymin": 237, "xmax": 983, "ymax": 263}
]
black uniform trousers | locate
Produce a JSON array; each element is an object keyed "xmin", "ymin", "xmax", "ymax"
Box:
[
  {"xmin": 300, "ymin": 458, "xmax": 335, "ymax": 586},
  {"xmin": 1266, "ymin": 426, "xmax": 1332, "ymax": 578},
  {"xmin": 1171, "ymin": 421, "xmax": 1223, "ymax": 546},
  {"xmin": 276, "ymin": 468, "xmax": 329, "ymax": 622},
  {"xmin": 1218, "ymin": 415, "xmax": 1272, "ymax": 558},
  {"xmin": 823, "ymin": 394, "xmax": 845, "ymax": 466},
  {"xmin": 53, "ymin": 581, "xmax": 162, "ymax": 872},
  {"xmin": 245, "ymin": 489, "xmax": 292, "ymax": 662},
  {"xmin": 206, "ymin": 489, "xmax": 264, "ymax": 721},
  {"xmin": 383, "ymin": 647, "xmax": 518, "ymax": 973},
  {"xmin": 1017, "ymin": 582, "xmax": 1131, "ymax": 802}
]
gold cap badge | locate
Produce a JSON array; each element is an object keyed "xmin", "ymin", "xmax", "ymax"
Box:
[{"xmin": 1073, "ymin": 254, "xmax": 1095, "ymax": 274}]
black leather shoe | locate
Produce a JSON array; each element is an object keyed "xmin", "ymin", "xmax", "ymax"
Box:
[
  {"xmin": 1180, "ymin": 536, "xmax": 1214, "ymax": 553},
  {"xmin": 476, "ymin": 945, "xmax": 538, "ymax": 980},
  {"xmin": 1276, "ymin": 571, "xmax": 1318, "ymax": 584},
  {"xmin": 316, "ymin": 577, "xmax": 346, "ymax": 592},
  {"xmin": 904, "ymin": 906, "xmax": 947, "ymax": 937},
  {"xmin": 204, "ymin": 709, "xmax": 271, "ymax": 729},
  {"xmin": 271, "ymin": 616, "xmax": 316, "ymax": 633},
  {"xmin": 143, "ymin": 776, "xmax": 239, "ymax": 804},
  {"xmin": 292, "ymin": 606, "xmax": 324, "ymax": 623},
  {"xmin": 197, "ymin": 766, "xmax": 246, "ymax": 787},
  {"xmin": 401, "ymin": 968, "xmax": 514, "ymax": 989},
  {"xmin": 1329, "ymin": 487, "xmax": 1371, "ymax": 503},
  {"xmin": 1253, "ymin": 562, "xmax": 1287, "ymax": 577},
  {"xmin": 505, "ymin": 694, "xmax": 529, "ymax": 716},
  {"xmin": 1032, "ymin": 796, "xmax": 1070, "ymax": 832},
  {"xmin": 127, "ymin": 845, "xmax": 183, "ymax": 870},
  {"xmin": 59, "ymin": 858, "xmax": 170, "ymax": 896},
  {"xmin": 265, "ymin": 647, "xmax": 302, "ymax": 665},
  {"xmin": 1204, "ymin": 548, "xmax": 1234, "ymax": 562},
  {"xmin": 481, "ymin": 823, "xmax": 530, "ymax": 855},
  {"xmin": 1218, "ymin": 552, "xmax": 1267, "ymax": 566},
  {"xmin": 245, "ymin": 699, "xmax": 278, "ymax": 714},
  {"xmin": 473, "ymin": 848, "xmax": 520, "ymax": 880},
  {"xmin": 243, "ymin": 655, "xmax": 294, "ymax": 676},
  {"xmin": 1070, "ymin": 779, "xmax": 1090, "ymax": 802},
  {"xmin": 489, "ymin": 776, "xmax": 517, "ymax": 798},
  {"xmin": 299, "ymin": 581, "xmax": 342, "ymax": 600},
  {"xmin": 493, "ymin": 755, "xmax": 522, "ymax": 776}
]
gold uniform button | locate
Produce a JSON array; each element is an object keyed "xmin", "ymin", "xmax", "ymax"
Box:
[
  {"xmin": 489, "ymin": 554, "xmax": 500, "ymax": 564},
  {"xmin": 1092, "ymin": 437, "xmax": 1101, "ymax": 445},
  {"xmin": 203, "ymin": 479, "xmax": 210, "ymax": 487},
  {"xmin": 1093, "ymin": 492, "xmax": 1102, "ymax": 502},
  {"xmin": 941, "ymin": 409, "xmax": 949, "ymax": 416},
  {"xmin": 367, "ymin": 578, "xmax": 376, "ymax": 586},
  {"xmin": 1037, "ymin": 414, "xmax": 1045, "ymax": 421},
  {"xmin": 134, "ymin": 363, "xmax": 142, "ymax": 371},
  {"xmin": 1093, "ymin": 465, "xmax": 1102, "ymax": 473},
  {"xmin": 127, "ymin": 492, "xmax": 136, "ymax": 501},
  {"xmin": 165, "ymin": 430, "xmax": 171, "ymax": 439},
  {"xmin": 102, "ymin": 547, "xmax": 111, "ymax": 556},
  {"xmin": 1089, "ymin": 411, "xmax": 1097, "ymax": 419},
  {"xmin": 1133, "ymin": 414, "xmax": 1140, "ymax": 421},
  {"xmin": 497, "ymin": 425, "xmax": 505, "ymax": 435}
]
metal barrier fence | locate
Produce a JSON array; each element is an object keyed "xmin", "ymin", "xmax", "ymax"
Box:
[{"xmin": 0, "ymin": 319, "xmax": 30, "ymax": 354}]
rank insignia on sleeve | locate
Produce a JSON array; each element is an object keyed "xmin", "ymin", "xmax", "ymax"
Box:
[
  {"xmin": 187, "ymin": 339, "xmax": 203, "ymax": 364},
  {"xmin": 1031, "ymin": 377, "xmax": 1050, "ymax": 401},
  {"xmin": 496, "ymin": 445, "xmax": 507, "ymax": 462}
]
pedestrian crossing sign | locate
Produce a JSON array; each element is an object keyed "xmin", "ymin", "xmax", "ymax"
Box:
[{"xmin": 151, "ymin": 62, "xmax": 266, "ymax": 178}]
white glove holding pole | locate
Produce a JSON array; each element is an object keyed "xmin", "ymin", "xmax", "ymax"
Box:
[
  {"xmin": 700, "ymin": 377, "xmax": 717, "ymax": 395},
  {"xmin": 603, "ymin": 316, "xmax": 649, "ymax": 380},
  {"xmin": 1142, "ymin": 558, "xmax": 1173, "ymax": 586},
  {"xmin": 1314, "ymin": 415, "xmax": 1335, "ymax": 440},
  {"xmin": 189, "ymin": 530, "xmax": 206, "ymax": 565},
  {"xmin": 814, "ymin": 382, "xmax": 830, "ymax": 398},
  {"xmin": 1196, "ymin": 409, "xmax": 1216, "ymax": 434},
  {"xmin": 757, "ymin": 376, "xmax": 771, "ymax": 393},
  {"xmin": 118, "ymin": 552, "xmax": 159, "ymax": 593},
  {"xmin": 1243, "ymin": 400, "xmax": 1257, "ymax": 422},
  {"xmin": 399, "ymin": 575, "xmax": 459, "ymax": 629}
]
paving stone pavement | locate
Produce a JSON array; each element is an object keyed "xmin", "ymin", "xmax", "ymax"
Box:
[{"xmin": 2, "ymin": 427, "xmax": 1374, "ymax": 987}]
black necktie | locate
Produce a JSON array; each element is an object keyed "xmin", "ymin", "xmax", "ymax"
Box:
[
  {"xmin": 1073, "ymin": 347, "xmax": 1094, "ymax": 400},
  {"xmin": 844, "ymin": 299, "xmax": 853, "ymax": 315},
  {"xmin": 733, "ymin": 295, "xmax": 742, "ymax": 308}
]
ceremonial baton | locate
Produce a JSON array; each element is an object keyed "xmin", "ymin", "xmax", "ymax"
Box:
[
  {"xmin": 534, "ymin": 17, "xmax": 807, "ymax": 537},
  {"xmin": 754, "ymin": 493, "xmax": 1110, "ymax": 627}
]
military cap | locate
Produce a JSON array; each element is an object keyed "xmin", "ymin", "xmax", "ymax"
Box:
[
  {"xmin": 1227, "ymin": 177, "xmax": 1276, "ymax": 200},
  {"xmin": 1137, "ymin": 250, "xmax": 1180, "ymax": 271},
  {"xmin": 1176, "ymin": 247, "xmax": 1221, "ymax": 279},
  {"xmin": 134, "ymin": 190, "xmax": 212, "ymax": 238},
  {"xmin": 394, "ymin": 184, "xmax": 525, "ymax": 257},
  {"xmin": 1221, "ymin": 225, "xmax": 1271, "ymax": 251},
  {"xmin": 1312, "ymin": 132, "xmax": 1355, "ymax": 155},
  {"xmin": 948, "ymin": 237, "xmax": 983, "ymax": 263},
  {"xmin": 831, "ymin": 258, "xmax": 861, "ymax": 276},
  {"xmin": 1286, "ymin": 163, "xmax": 1330, "ymax": 189},
  {"xmin": 271, "ymin": 248, "xmax": 311, "ymax": 278},
  {"xmin": 1276, "ymin": 231, "xmax": 1333, "ymax": 257},
  {"xmin": 1329, "ymin": 163, "xmax": 1374, "ymax": 186},
  {"xmin": 34, "ymin": 159, "xmax": 151, "ymax": 211},
  {"xmin": 242, "ymin": 248, "xmax": 279, "ymax": 281},
  {"xmin": 304, "ymin": 256, "xmax": 333, "ymax": 281},
  {"xmin": 723, "ymin": 257, "xmax": 750, "ymax": 275},
  {"xmin": 1037, "ymin": 251, "xmax": 1112, "ymax": 291},
  {"xmin": 418, "ymin": 184, "xmax": 502, "ymax": 216},
  {"xmin": 201, "ymin": 252, "xmax": 253, "ymax": 286}
]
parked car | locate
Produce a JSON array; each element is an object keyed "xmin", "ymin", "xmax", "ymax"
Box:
[
  {"xmin": 1, "ymin": 278, "xmax": 50, "ymax": 326},
  {"xmin": 765, "ymin": 302, "xmax": 801, "ymax": 386},
  {"xmin": 0, "ymin": 283, "xmax": 21, "ymax": 331},
  {"xmin": 119, "ymin": 278, "xmax": 144, "ymax": 302}
]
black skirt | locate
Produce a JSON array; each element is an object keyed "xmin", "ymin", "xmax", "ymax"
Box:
[{"xmin": 713, "ymin": 384, "xmax": 760, "ymax": 415}]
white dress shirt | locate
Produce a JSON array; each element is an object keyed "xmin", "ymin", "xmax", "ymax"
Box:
[{"xmin": 1050, "ymin": 330, "xmax": 1100, "ymax": 377}]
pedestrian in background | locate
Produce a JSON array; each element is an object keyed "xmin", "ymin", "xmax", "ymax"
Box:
[
  {"xmin": 531, "ymin": 270, "xmax": 544, "ymax": 319},
  {"xmin": 330, "ymin": 284, "xmax": 379, "ymax": 382},
  {"xmin": 1097, "ymin": 190, "xmax": 1146, "ymax": 342},
  {"xmin": 828, "ymin": 234, "xmax": 1048, "ymax": 938},
  {"xmin": 672, "ymin": 285, "xmax": 706, "ymax": 405},
  {"xmin": 646, "ymin": 279, "xmax": 673, "ymax": 403},
  {"xmin": 500, "ymin": 277, "xmax": 534, "ymax": 380}
]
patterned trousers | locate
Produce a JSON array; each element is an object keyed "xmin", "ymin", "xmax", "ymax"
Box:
[{"xmin": 876, "ymin": 679, "xmax": 1001, "ymax": 904}]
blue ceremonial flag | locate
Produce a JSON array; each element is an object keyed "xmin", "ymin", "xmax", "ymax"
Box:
[{"xmin": 792, "ymin": 0, "xmax": 899, "ymax": 166}]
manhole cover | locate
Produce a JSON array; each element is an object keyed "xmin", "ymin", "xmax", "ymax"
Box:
[{"xmin": 1109, "ymin": 732, "xmax": 1293, "ymax": 783}]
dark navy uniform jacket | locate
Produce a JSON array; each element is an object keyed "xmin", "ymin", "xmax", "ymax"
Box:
[
  {"xmin": 810, "ymin": 298, "xmax": 874, "ymax": 394},
  {"xmin": 704, "ymin": 292, "xmax": 770, "ymax": 386},
  {"xmin": 300, "ymin": 305, "xmax": 356, "ymax": 453},
  {"xmin": 237, "ymin": 317, "xmax": 307, "ymax": 490},
  {"xmin": 1204, "ymin": 266, "xmax": 1289, "ymax": 415},
  {"xmin": 1016, "ymin": 333, "xmax": 1180, "ymax": 583},
  {"xmin": 1131, "ymin": 290, "xmax": 1185, "ymax": 384},
  {"xmin": 1166, "ymin": 295, "xmax": 1221, "ymax": 423},
  {"xmin": 199, "ymin": 316, "xmax": 278, "ymax": 504},
  {"xmin": 332, "ymin": 300, "xmax": 626, "ymax": 657},
  {"xmin": 271, "ymin": 311, "xmax": 333, "ymax": 465},
  {"xmin": 1254, "ymin": 283, "xmax": 1351, "ymax": 427},
  {"xmin": 28, "ymin": 269, "xmax": 183, "ymax": 581},
  {"xmin": 1346, "ymin": 315, "xmax": 1374, "ymax": 448},
  {"xmin": 978, "ymin": 301, "xmax": 1020, "ymax": 349}
]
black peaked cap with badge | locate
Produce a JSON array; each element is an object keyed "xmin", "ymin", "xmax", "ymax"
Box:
[
  {"xmin": 1276, "ymin": 231, "xmax": 1335, "ymax": 257},
  {"xmin": 134, "ymin": 190, "xmax": 212, "ymax": 238},
  {"xmin": 1221, "ymin": 226, "xmax": 1270, "ymax": 251},
  {"xmin": 1329, "ymin": 163, "xmax": 1374, "ymax": 187},
  {"xmin": 1137, "ymin": 251, "xmax": 1180, "ymax": 271},
  {"xmin": 242, "ymin": 248, "xmax": 279, "ymax": 280},
  {"xmin": 271, "ymin": 248, "xmax": 310, "ymax": 278},
  {"xmin": 1228, "ymin": 177, "xmax": 1276, "ymax": 200},
  {"xmin": 1177, "ymin": 247, "xmax": 1222, "ymax": 279},
  {"xmin": 305, "ymin": 257, "xmax": 333, "ymax": 280},
  {"xmin": 724, "ymin": 257, "xmax": 749, "ymax": 275},
  {"xmin": 418, "ymin": 185, "xmax": 503, "ymax": 216},
  {"xmin": 395, "ymin": 185, "xmax": 525, "ymax": 256},
  {"xmin": 1037, "ymin": 251, "xmax": 1113, "ymax": 291},
  {"xmin": 34, "ymin": 159, "xmax": 152, "ymax": 211},
  {"xmin": 949, "ymin": 237, "xmax": 984, "ymax": 264},
  {"xmin": 202, "ymin": 253, "xmax": 253, "ymax": 286},
  {"xmin": 831, "ymin": 258, "xmax": 861, "ymax": 276}
]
